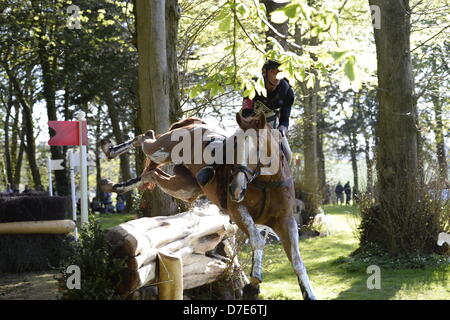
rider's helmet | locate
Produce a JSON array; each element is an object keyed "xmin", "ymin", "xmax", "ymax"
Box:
[{"xmin": 263, "ymin": 59, "xmax": 281, "ymax": 71}]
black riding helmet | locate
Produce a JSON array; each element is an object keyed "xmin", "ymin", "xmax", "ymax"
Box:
[{"xmin": 263, "ymin": 59, "xmax": 281, "ymax": 70}]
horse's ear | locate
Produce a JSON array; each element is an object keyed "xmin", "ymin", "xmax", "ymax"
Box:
[
  {"xmin": 257, "ymin": 112, "xmax": 266, "ymax": 129},
  {"xmin": 236, "ymin": 112, "xmax": 243, "ymax": 128}
]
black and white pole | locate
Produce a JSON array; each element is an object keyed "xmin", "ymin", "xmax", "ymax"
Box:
[
  {"xmin": 68, "ymin": 150, "xmax": 79, "ymax": 241},
  {"xmin": 78, "ymin": 111, "xmax": 89, "ymax": 225}
]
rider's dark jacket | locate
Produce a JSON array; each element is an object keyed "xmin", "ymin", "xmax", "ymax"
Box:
[{"xmin": 241, "ymin": 78, "xmax": 294, "ymax": 129}]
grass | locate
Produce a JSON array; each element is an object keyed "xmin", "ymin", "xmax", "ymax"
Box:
[
  {"xmin": 91, "ymin": 205, "xmax": 450, "ymax": 300},
  {"xmin": 240, "ymin": 204, "xmax": 450, "ymax": 300},
  {"xmin": 75, "ymin": 212, "xmax": 137, "ymax": 231}
]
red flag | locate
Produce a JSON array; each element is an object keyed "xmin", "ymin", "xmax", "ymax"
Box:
[{"xmin": 48, "ymin": 121, "xmax": 88, "ymax": 146}]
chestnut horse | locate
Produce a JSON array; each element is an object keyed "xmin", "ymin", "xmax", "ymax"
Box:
[{"xmin": 100, "ymin": 112, "xmax": 316, "ymax": 300}]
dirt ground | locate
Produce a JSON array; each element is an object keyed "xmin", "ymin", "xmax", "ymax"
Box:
[{"xmin": 0, "ymin": 270, "xmax": 59, "ymax": 300}]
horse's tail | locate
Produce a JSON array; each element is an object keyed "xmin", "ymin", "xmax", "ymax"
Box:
[{"xmin": 140, "ymin": 158, "xmax": 158, "ymax": 191}]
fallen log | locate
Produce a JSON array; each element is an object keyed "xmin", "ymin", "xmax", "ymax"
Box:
[{"xmin": 106, "ymin": 203, "xmax": 240, "ymax": 298}]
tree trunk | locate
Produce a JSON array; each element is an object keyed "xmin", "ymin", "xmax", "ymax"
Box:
[
  {"xmin": 301, "ymin": 78, "xmax": 320, "ymax": 218},
  {"xmin": 135, "ymin": 0, "xmax": 178, "ymax": 217},
  {"xmin": 21, "ymin": 106, "xmax": 41, "ymax": 188},
  {"xmin": 4, "ymin": 66, "xmax": 41, "ymax": 188},
  {"xmin": 365, "ymin": 0, "xmax": 421, "ymax": 254},
  {"xmin": 104, "ymin": 91, "xmax": 133, "ymax": 210},
  {"xmin": 316, "ymin": 101, "xmax": 326, "ymax": 203},
  {"xmin": 431, "ymin": 94, "xmax": 447, "ymax": 185},
  {"xmin": 38, "ymin": 46, "xmax": 69, "ymax": 195},
  {"xmin": 4, "ymin": 97, "xmax": 13, "ymax": 185},
  {"xmin": 349, "ymin": 131, "xmax": 359, "ymax": 194},
  {"xmin": 261, "ymin": 0, "xmax": 289, "ymax": 50},
  {"xmin": 364, "ymin": 136, "xmax": 374, "ymax": 193},
  {"xmin": 14, "ymin": 128, "xmax": 25, "ymax": 187},
  {"xmin": 166, "ymin": 0, "xmax": 182, "ymax": 122}
]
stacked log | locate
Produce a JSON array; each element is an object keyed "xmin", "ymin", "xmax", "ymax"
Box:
[{"xmin": 105, "ymin": 203, "xmax": 242, "ymax": 298}]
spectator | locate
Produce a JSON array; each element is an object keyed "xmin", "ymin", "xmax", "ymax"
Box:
[
  {"xmin": 335, "ymin": 182, "xmax": 344, "ymax": 205},
  {"xmin": 116, "ymin": 195, "xmax": 125, "ymax": 213},
  {"xmin": 11, "ymin": 184, "xmax": 19, "ymax": 194},
  {"xmin": 22, "ymin": 185, "xmax": 31, "ymax": 193},
  {"xmin": 6, "ymin": 184, "xmax": 13, "ymax": 194},
  {"xmin": 100, "ymin": 191, "xmax": 114, "ymax": 213},
  {"xmin": 90, "ymin": 197, "xmax": 102, "ymax": 214},
  {"xmin": 344, "ymin": 181, "xmax": 351, "ymax": 205}
]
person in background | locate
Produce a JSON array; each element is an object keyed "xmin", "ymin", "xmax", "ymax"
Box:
[
  {"xmin": 6, "ymin": 184, "xmax": 13, "ymax": 194},
  {"xmin": 22, "ymin": 185, "xmax": 31, "ymax": 193},
  {"xmin": 100, "ymin": 191, "xmax": 115, "ymax": 214},
  {"xmin": 335, "ymin": 182, "xmax": 344, "ymax": 205},
  {"xmin": 344, "ymin": 181, "xmax": 351, "ymax": 205},
  {"xmin": 90, "ymin": 197, "xmax": 102, "ymax": 214},
  {"xmin": 116, "ymin": 195, "xmax": 125, "ymax": 213}
]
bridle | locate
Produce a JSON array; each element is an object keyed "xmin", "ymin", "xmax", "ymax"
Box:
[{"xmin": 228, "ymin": 127, "xmax": 293, "ymax": 220}]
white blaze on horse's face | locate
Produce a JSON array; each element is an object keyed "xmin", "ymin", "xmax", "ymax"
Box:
[{"xmin": 229, "ymin": 128, "xmax": 255, "ymax": 203}]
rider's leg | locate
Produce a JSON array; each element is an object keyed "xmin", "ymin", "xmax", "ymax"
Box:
[{"xmin": 196, "ymin": 139, "xmax": 226, "ymax": 186}]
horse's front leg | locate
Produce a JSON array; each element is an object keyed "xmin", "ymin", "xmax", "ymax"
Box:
[
  {"xmin": 101, "ymin": 130, "xmax": 155, "ymax": 160},
  {"xmin": 274, "ymin": 215, "xmax": 316, "ymax": 300},
  {"xmin": 236, "ymin": 205, "xmax": 265, "ymax": 287}
]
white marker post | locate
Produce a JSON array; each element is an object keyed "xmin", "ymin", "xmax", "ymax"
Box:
[
  {"xmin": 68, "ymin": 150, "xmax": 79, "ymax": 241},
  {"xmin": 78, "ymin": 112, "xmax": 89, "ymax": 225},
  {"xmin": 47, "ymin": 159, "xmax": 64, "ymax": 196},
  {"xmin": 47, "ymin": 159, "xmax": 53, "ymax": 196}
]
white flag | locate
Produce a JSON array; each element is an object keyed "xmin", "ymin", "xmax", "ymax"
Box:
[{"xmin": 49, "ymin": 159, "xmax": 64, "ymax": 171}]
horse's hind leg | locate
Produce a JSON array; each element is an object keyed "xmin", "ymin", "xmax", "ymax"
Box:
[
  {"xmin": 101, "ymin": 130, "xmax": 155, "ymax": 160},
  {"xmin": 274, "ymin": 215, "xmax": 316, "ymax": 300},
  {"xmin": 101, "ymin": 166, "xmax": 202, "ymax": 202}
]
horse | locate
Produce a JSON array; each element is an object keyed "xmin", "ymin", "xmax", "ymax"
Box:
[{"xmin": 100, "ymin": 112, "xmax": 316, "ymax": 300}]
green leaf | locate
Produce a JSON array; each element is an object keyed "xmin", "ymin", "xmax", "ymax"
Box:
[
  {"xmin": 331, "ymin": 50, "xmax": 349, "ymax": 62},
  {"xmin": 219, "ymin": 15, "xmax": 232, "ymax": 32},
  {"xmin": 305, "ymin": 74, "xmax": 316, "ymax": 89},
  {"xmin": 284, "ymin": 4, "xmax": 300, "ymax": 18},
  {"xmin": 270, "ymin": 10, "xmax": 288, "ymax": 24},
  {"xmin": 344, "ymin": 56, "xmax": 356, "ymax": 82}
]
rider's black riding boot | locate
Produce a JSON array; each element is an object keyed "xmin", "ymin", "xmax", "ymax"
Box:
[{"xmin": 196, "ymin": 164, "xmax": 217, "ymax": 186}]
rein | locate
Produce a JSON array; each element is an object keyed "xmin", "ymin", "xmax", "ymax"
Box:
[{"xmin": 230, "ymin": 157, "xmax": 293, "ymax": 222}]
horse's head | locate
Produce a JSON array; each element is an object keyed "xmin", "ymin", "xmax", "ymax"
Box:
[{"xmin": 228, "ymin": 112, "xmax": 282, "ymax": 203}]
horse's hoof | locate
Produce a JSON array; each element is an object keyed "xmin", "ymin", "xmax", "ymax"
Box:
[
  {"xmin": 242, "ymin": 283, "xmax": 260, "ymax": 300},
  {"xmin": 144, "ymin": 130, "xmax": 155, "ymax": 140}
]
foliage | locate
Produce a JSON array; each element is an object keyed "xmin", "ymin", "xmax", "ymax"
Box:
[
  {"xmin": 334, "ymin": 243, "xmax": 449, "ymax": 272},
  {"xmin": 57, "ymin": 216, "xmax": 126, "ymax": 300},
  {"xmin": 356, "ymin": 181, "xmax": 450, "ymax": 256}
]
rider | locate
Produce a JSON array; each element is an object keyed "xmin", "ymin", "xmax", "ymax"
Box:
[{"xmin": 196, "ymin": 60, "xmax": 295, "ymax": 186}]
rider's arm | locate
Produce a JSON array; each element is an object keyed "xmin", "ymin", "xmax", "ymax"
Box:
[
  {"xmin": 241, "ymin": 97, "xmax": 254, "ymax": 118},
  {"xmin": 278, "ymin": 87, "xmax": 294, "ymax": 130}
]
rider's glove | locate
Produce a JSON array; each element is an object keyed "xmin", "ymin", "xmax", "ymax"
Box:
[{"xmin": 278, "ymin": 125, "xmax": 287, "ymax": 137}]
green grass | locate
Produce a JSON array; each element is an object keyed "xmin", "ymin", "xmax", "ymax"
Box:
[
  {"xmin": 75, "ymin": 212, "xmax": 137, "ymax": 231},
  {"xmin": 240, "ymin": 205, "xmax": 450, "ymax": 300},
  {"xmin": 77, "ymin": 205, "xmax": 449, "ymax": 300}
]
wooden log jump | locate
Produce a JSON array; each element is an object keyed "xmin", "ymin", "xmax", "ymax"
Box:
[
  {"xmin": 105, "ymin": 203, "xmax": 245, "ymax": 299},
  {"xmin": 0, "ymin": 220, "xmax": 75, "ymax": 234}
]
